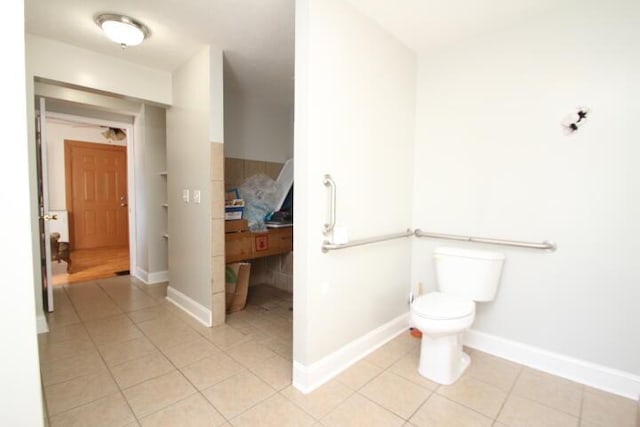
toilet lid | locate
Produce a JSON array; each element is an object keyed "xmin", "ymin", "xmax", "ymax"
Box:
[{"xmin": 412, "ymin": 292, "xmax": 474, "ymax": 320}]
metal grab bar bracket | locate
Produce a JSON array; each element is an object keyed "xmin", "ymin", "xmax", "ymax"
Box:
[{"xmin": 414, "ymin": 229, "xmax": 557, "ymax": 251}]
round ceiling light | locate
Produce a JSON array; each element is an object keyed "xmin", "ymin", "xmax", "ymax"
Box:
[{"xmin": 95, "ymin": 13, "xmax": 150, "ymax": 48}]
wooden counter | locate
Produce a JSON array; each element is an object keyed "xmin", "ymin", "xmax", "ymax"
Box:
[{"xmin": 225, "ymin": 226, "xmax": 293, "ymax": 263}]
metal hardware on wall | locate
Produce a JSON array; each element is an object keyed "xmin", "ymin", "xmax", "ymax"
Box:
[
  {"xmin": 562, "ymin": 107, "xmax": 590, "ymax": 134},
  {"xmin": 414, "ymin": 229, "xmax": 557, "ymax": 251},
  {"xmin": 323, "ymin": 174, "xmax": 336, "ymax": 235}
]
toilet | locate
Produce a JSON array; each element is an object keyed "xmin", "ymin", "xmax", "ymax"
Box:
[{"xmin": 410, "ymin": 246, "xmax": 505, "ymax": 385}]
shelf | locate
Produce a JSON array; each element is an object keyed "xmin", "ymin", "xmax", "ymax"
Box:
[
  {"xmin": 161, "ymin": 203, "xmax": 168, "ymax": 208},
  {"xmin": 159, "ymin": 171, "xmax": 168, "ymax": 176},
  {"xmin": 162, "ymin": 234, "xmax": 169, "ymax": 239}
]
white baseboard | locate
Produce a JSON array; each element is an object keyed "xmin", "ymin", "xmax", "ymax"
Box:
[
  {"xmin": 166, "ymin": 286, "xmax": 212, "ymax": 327},
  {"xmin": 464, "ymin": 329, "xmax": 640, "ymax": 400},
  {"xmin": 133, "ymin": 267, "xmax": 169, "ymax": 285},
  {"xmin": 292, "ymin": 313, "xmax": 409, "ymax": 394},
  {"xmin": 147, "ymin": 270, "xmax": 169, "ymax": 284},
  {"xmin": 36, "ymin": 314, "xmax": 49, "ymax": 334}
]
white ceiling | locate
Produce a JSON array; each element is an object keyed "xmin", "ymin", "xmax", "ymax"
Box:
[
  {"xmin": 25, "ymin": 0, "xmax": 295, "ymax": 105},
  {"xmin": 25, "ymin": 0, "xmax": 580, "ymax": 108},
  {"xmin": 347, "ymin": 0, "xmax": 581, "ymax": 53}
]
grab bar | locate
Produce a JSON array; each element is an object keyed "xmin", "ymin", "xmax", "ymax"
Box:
[
  {"xmin": 323, "ymin": 175, "xmax": 336, "ymax": 235},
  {"xmin": 322, "ymin": 230, "xmax": 413, "ymax": 253},
  {"xmin": 414, "ymin": 229, "xmax": 557, "ymax": 251}
]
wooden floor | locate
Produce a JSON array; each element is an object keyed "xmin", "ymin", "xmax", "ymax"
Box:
[{"xmin": 52, "ymin": 246, "xmax": 129, "ymax": 285}]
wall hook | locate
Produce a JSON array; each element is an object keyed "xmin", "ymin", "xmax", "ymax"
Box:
[{"xmin": 562, "ymin": 107, "xmax": 591, "ymax": 135}]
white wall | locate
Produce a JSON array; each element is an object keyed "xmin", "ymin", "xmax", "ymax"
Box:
[
  {"xmin": 0, "ymin": 2, "xmax": 44, "ymax": 425},
  {"xmin": 294, "ymin": 0, "xmax": 416, "ymax": 389},
  {"xmin": 26, "ymin": 34, "xmax": 171, "ymax": 105},
  {"xmin": 46, "ymin": 121, "xmax": 127, "ymax": 210},
  {"xmin": 224, "ymin": 88, "xmax": 293, "ymax": 163},
  {"xmin": 166, "ymin": 46, "xmax": 224, "ymax": 323},
  {"xmin": 412, "ymin": 1, "xmax": 640, "ymax": 379}
]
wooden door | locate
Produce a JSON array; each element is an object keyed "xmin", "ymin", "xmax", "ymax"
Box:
[{"xmin": 65, "ymin": 140, "xmax": 128, "ymax": 249}]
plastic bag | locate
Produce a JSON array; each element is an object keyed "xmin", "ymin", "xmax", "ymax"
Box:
[{"xmin": 239, "ymin": 174, "xmax": 281, "ymax": 231}]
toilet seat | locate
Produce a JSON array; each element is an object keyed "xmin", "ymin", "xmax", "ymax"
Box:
[{"xmin": 412, "ymin": 292, "xmax": 474, "ymax": 320}]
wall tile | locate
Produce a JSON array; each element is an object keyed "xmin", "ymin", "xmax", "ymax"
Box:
[
  {"xmin": 212, "ymin": 292, "xmax": 226, "ymax": 326},
  {"xmin": 210, "ymin": 143, "xmax": 224, "ymax": 181},
  {"xmin": 211, "ymin": 255, "xmax": 225, "ymax": 294}
]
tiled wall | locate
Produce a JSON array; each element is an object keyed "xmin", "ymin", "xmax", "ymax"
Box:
[
  {"xmin": 224, "ymin": 157, "xmax": 283, "ymax": 190},
  {"xmin": 248, "ymin": 253, "xmax": 293, "ymax": 293},
  {"xmin": 224, "ymin": 156, "xmax": 293, "ymax": 294},
  {"xmin": 211, "ymin": 143, "xmax": 226, "ymax": 326}
]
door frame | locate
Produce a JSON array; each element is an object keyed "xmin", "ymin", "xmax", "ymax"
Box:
[{"xmin": 45, "ymin": 111, "xmax": 137, "ymax": 276}]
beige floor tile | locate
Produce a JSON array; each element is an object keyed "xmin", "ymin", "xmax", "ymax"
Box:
[
  {"xmin": 202, "ymin": 371, "xmax": 276, "ymax": 419},
  {"xmin": 409, "ymin": 394, "xmax": 492, "ymax": 427},
  {"xmin": 161, "ymin": 336, "xmax": 224, "ymax": 367},
  {"xmin": 365, "ymin": 338, "xmax": 414, "ymax": 369},
  {"xmin": 497, "ymin": 395, "xmax": 579, "ymax": 427},
  {"xmin": 41, "ymin": 351, "xmax": 108, "ymax": 386},
  {"xmin": 110, "ymin": 352, "xmax": 174, "ymax": 389},
  {"xmin": 123, "ymin": 371, "xmax": 197, "ymax": 418},
  {"xmin": 39, "ymin": 338, "xmax": 97, "ymax": 363},
  {"xmin": 204, "ymin": 325, "xmax": 252, "ymax": 349},
  {"xmin": 97, "ymin": 336, "xmax": 157, "ymax": 367},
  {"xmin": 464, "ymin": 350, "xmax": 522, "ymax": 391},
  {"xmin": 320, "ymin": 393, "xmax": 404, "ymax": 427},
  {"xmin": 231, "ymin": 393, "xmax": 316, "ymax": 427},
  {"xmin": 581, "ymin": 387, "xmax": 637, "ymax": 427},
  {"xmin": 437, "ymin": 375, "xmax": 507, "ymax": 418},
  {"xmin": 49, "ymin": 392, "xmax": 135, "ymax": 427},
  {"xmin": 84, "ymin": 315, "xmax": 144, "ymax": 344},
  {"xmin": 250, "ymin": 354, "xmax": 292, "ymax": 390},
  {"xmin": 282, "ymin": 380, "xmax": 353, "ymax": 419},
  {"xmin": 144, "ymin": 325, "xmax": 202, "ymax": 351},
  {"xmin": 76, "ymin": 302, "xmax": 123, "ymax": 322},
  {"xmin": 511, "ymin": 368, "xmax": 583, "ymax": 416},
  {"xmin": 44, "ymin": 372, "xmax": 119, "ymax": 416},
  {"xmin": 226, "ymin": 340, "xmax": 278, "ymax": 368},
  {"xmin": 262, "ymin": 336, "xmax": 293, "ymax": 361},
  {"xmin": 39, "ymin": 323, "xmax": 90, "ymax": 345},
  {"xmin": 360, "ymin": 371, "xmax": 432, "ymax": 418},
  {"xmin": 127, "ymin": 306, "xmax": 174, "ymax": 324},
  {"xmin": 388, "ymin": 351, "xmax": 439, "ymax": 391},
  {"xmin": 181, "ymin": 353, "xmax": 245, "ymax": 390},
  {"xmin": 336, "ymin": 359, "xmax": 383, "ymax": 390},
  {"xmin": 140, "ymin": 394, "xmax": 226, "ymax": 427}
]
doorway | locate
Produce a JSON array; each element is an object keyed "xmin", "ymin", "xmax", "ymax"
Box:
[{"xmin": 43, "ymin": 113, "xmax": 136, "ymax": 286}]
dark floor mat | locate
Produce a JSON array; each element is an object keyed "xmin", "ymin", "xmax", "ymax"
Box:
[{"xmin": 115, "ymin": 270, "xmax": 130, "ymax": 276}]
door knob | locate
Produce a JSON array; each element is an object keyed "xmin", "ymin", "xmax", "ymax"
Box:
[{"xmin": 40, "ymin": 214, "xmax": 58, "ymax": 221}]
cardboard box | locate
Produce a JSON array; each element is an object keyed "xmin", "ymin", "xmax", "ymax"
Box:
[{"xmin": 225, "ymin": 219, "xmax": 248, "ymax": 233}]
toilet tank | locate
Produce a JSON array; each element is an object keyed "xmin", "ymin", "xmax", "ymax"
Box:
[{"xmin": 433, "ymin": 247, "xmax": 505, "ymax": 302}]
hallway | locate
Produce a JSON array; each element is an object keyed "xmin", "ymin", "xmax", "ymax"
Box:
[{"xmin": 52, "ymin": 246, "xmax": 129, "ymax": 285}]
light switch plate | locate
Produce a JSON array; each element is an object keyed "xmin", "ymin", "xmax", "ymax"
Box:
[
  {"xmin": 182, "ymin": 189, "xmax": 190, "ymax": 203},
  {"xmin": 193, "ymin": 190, "xmax": 201, "ymax": 204}
]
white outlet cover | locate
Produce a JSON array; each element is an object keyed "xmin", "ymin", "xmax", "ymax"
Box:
[{"xmin": 193, "ymin": 190, "xmax": 201, "ymax": 204}]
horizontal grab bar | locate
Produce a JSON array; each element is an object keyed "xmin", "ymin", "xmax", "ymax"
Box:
[
  {"xmin": 322, "ymin": 230, "xmax": 413, "ymax": 253},
  {"xmin": 414, "ymin": 229, "xmax": 557, "ymax": 251}
]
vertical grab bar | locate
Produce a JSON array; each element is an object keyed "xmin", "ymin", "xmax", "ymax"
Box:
[{"xmin": 323, "ymin": 174, "xmax": 336, "ymax": 235}]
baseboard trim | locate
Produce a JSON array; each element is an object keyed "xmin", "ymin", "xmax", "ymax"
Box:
[
  {"xmin": 464, "ymin": 329, "xmax": 640, "ymax": 399},
  {"xmin": 133, "ymin": 267, "xmax": 148, "ymax": 283},
  {"xmin": 292, "ymin": 312, "xmax": 409, "ymax": 394},
  {"xmin": 166, "ymin": 286, "xmax": 212, "ymax": 327},
  {"xmin": 36, "ymin": 314, "xmax": 49, "ymax": 334},
  {"xmin": 133, "ymin": 268, "xmax": 169, "ymax": 285},
  {"xmin": 147, "ymin": 270, "xmax": 169, "ymax": 284}
]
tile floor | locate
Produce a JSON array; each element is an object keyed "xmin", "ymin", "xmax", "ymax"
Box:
[{"xmin": 39, "ymin": 276, "xmax": 638, "ymax": 427}]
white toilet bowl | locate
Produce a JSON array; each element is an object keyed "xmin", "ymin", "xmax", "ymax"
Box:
[{"xmin": 410, "ymin": 292, "xmax": 475, "ymax": 385}]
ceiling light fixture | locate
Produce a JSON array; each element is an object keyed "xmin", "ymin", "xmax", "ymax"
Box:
[{"xmin": 95, "ymin": 13, "xmax": 150, "ymax": 48}]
